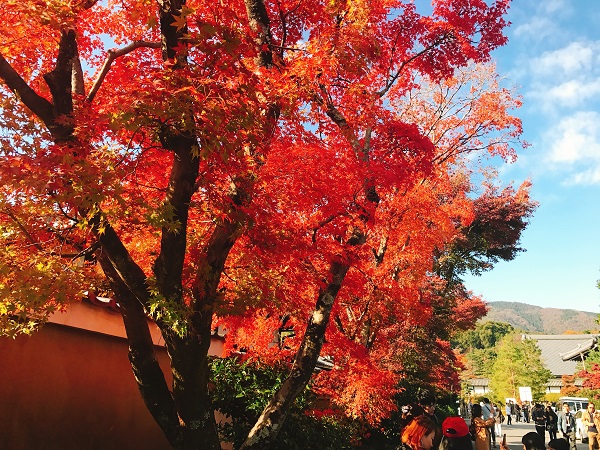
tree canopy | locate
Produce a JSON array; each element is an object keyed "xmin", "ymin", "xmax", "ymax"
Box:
[
  {"xmin": 0, "ymin": 0, "xmax": 532, "ymax": 448},
  {"xmin": 489, "ymin": 334, "xmax": 552, "ymax": 402}
]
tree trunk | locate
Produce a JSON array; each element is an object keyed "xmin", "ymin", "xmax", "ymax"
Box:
[
  {"xmin": 165, "ymin": 333, "xmax": 222, "ymax": 449},
  {"xmin": 240, "ymin": 260, "xmax": 350, "ymax": 450}
]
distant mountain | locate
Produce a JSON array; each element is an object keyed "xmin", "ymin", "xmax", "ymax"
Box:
[{"xmin": 483, "ymin": 301, "xmax": 599, "ymax": 334}]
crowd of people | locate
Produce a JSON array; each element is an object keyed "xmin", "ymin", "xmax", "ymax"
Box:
[{"xmin": 398, "ymin": 393, "xmax": 600, "ymax": 450}]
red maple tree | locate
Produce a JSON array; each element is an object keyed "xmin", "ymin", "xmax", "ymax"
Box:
[
  {"xmin": 0, "ymin": 0, "xmax": 529, "ymax": 448},
  {"xmin": 577, "ymin": 365, "xmax": 600, "ymax": 398}
]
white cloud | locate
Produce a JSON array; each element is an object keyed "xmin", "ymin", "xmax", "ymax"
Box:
[
  {"xmin": 529, "ymin": 79, "xmax": 600, "ymax": 109},
  {"xmin": 512, "ymin": 1, "xmax": 573, "ymax": 42},
  {"xmin": 523, "ymin": 41, "xmax": 600, "ymax": 114},
  {"xmin": 542, "ymin": 111, "xmax": 600, "ymax": 185},
  {"xmin": 547, "ymin": 111, "xmax": 600, "ymax": 163},
  {"xmin": 531, "ymin": 42, "xmax": 599, "ymax": 78},
  {"xmin": 564, "ymin": 167, "xmax": 600, "ymax": 185}
]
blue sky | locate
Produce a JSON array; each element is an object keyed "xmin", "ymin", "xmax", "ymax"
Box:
[{"xmin": 462, "ymin": 1, "xmax": 600, "ymax": 314}]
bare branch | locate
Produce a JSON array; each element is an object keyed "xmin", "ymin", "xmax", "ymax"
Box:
[
  {"xmin": 377, "ymin": 34, "xmax": 451, "ymax": 98},
  {"xmin": 87, "ymin": 41, "xmax": 161, "ymax": 103},
  {"xmin": 2, "ymin": 208, "xmax": 45, "ymax": 252}
]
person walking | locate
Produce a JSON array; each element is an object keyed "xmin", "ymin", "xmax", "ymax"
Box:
[
  {"xmin": 493, "ymin": 403, "xmax": 503, "ymax": 443},
  {"xmin": 532, "ymin": 403, "xmax": 546, "ymax": 444},
  {"xmin": 482, "ymin": 398, "xmax": 497, "ymax": 448},
  {"xmin": 581, "ymin": 402, "xmax": 600, "ymax": 450},
  {"xmin": 545, "ymin": 404, "xmax": 559, "ymax": 441},
  {"xmin": 506, "ymin": 402, "xmax": 512, "ymax": 426},
  {"xmin": 471, "ymin": 404, "xmax": 496, "ymax": 450},
  {"xmin": 523, "ymin": 403, "xmax": 530, "ymax": 423},
  {"xmin": 558, "ymin": 402, "xmax": 577, "ymax": 450}
]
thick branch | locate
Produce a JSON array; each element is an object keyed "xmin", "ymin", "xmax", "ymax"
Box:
[
  {"xmin": 158, "ymin": 0, "xmax": 187, "ymax": 64},
  {"xmin": 71, "ymin": 49, "xmax": 85, "ymax": 96},
  {"xmin": 87, "ymin": 41, "xmax": 161, "ymax": 102},
  {"xmin": 192, "ymin": 219, "xmax": 244, "ymax": 314},
  {"xmin": 245, "ymin": 0, "xmax": 274, "ymax": 67},
  {"xmin": 152, "ymin": 130, "xmax": 199, "ymax": 303},
  {"xmin": 43, "ymin": 29, "xmax": 77, "ymax": 138},
  {"xmin": 0, "ymin": 55, "xmax": 55, "ymax": 126},
  {"xmin": 152, "ymin": 0, "xmax": 207, "ymax": 304},
  {"xmin": 96, "ymin": 251, "xmax": 184, "ymax": 450},
  {"xmin": 184, "ymin": 0, "xmax": 280, "ymax": 314},
  {"xmin": 89, "ymin": 212, "xmax": 151, "ymax": 308}
]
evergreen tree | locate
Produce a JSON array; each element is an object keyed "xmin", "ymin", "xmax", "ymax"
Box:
[
  {"xmin": 453, "ymin": 321, "xmax": 514, "ymax": 376},
  {"xmin": 489, "ymin": 335, "xmax": 551, "ymax": 401}
]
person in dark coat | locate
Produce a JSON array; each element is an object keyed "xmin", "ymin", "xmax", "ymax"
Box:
[
  {"xmin": 532, "ymin": 403, "xmax": 546, "ymax": 443},
  {"xmin": 418, "ymin": 389, "xmax": 440, "ymax": 425},
  {"xmin": 545, "ymin": 405, "xmax": 559, "ymax": 441}
]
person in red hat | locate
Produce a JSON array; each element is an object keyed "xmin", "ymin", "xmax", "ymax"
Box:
[{"xmin": 440, "ymin": 417, "xmax": 474, "ymax": 450}]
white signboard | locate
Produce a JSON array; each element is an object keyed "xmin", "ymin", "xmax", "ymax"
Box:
[{"xmin": 519, "ymin": 387, "xmax": 533, "ymax": 402}]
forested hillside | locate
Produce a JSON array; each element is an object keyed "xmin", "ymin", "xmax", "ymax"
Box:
[{"xmin": 484, "ymin": 301, "xmax": 599, "ymax": 334}]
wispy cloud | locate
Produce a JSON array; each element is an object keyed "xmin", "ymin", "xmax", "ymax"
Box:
[
  {"xmin": 540, "ymin": 0, "xmax": 570, "ymax": 15},
  {"xmin": 531, "ymin": 42, "xmax": 600, "ymax": 77},
  {"xmin": 516, "ymin": 15, "xmax": 600, "ymax": 184},
  {"xmin": 513, "ymin": 16, "xmax": 556, "ymax": 41},
  {"xmin": 565, "ymin": 167, "xmax": 600, "ymax": 185},
  {"xmin": 529, "ymin": 79, "xmax": 600, "ymax": 109},
  {"xmin": 525, "ymin": 41, "xmax": 600, "ymax": 112},
  {"xmin": 511, "ymin": 0, "xmax": 574, "ymax": 43}
]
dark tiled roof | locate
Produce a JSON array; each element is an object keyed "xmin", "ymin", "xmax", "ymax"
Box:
[
  {"xmin": 468, "ymin": 378, "xmax": 489, "ymax": 387},
  {"xmin": 546, "ymin": 378, "xmax": 564, "ymax": 387},
  {"xmin": 466, "ymin": 377, "xmax": 584, "ymax": 389},
  {"xmin": 522, "ymin": 334, "xmax": 599, "ymax": 376}
]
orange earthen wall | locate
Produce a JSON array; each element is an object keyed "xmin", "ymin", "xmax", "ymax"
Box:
[{"xmin": 0, "ymin": 320, "xmax": 226, "ymax": 449}]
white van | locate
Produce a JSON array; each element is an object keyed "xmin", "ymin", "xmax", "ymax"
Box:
[{"xmin": 559, "ymin": 396, "xmax": 589, "ymax": 413}]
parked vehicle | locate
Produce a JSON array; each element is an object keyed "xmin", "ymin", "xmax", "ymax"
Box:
[
  {"xmin": 560, "ymin": 396, "xmax": 590, "ymax": 413},
  {"xmin": 560, "ymin": 397, "xmax": 589, "ymax": 443},
  {"xmin": 575, "ymin": 409, "xmax": 589, "ymax": 443}
]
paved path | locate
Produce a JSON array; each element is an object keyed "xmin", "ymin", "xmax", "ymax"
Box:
[{"xmin": 483, "ymin": 420, "xmax": 588, "ymax": 450}]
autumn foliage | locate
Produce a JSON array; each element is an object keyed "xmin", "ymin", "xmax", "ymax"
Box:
[
  {"xmin": 577, "ymin": 365, "xmax": 600, "ymax": 398},
  {"xmin": 0, "ymin": 0, "xmax": 534, "ymax": 448}
]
